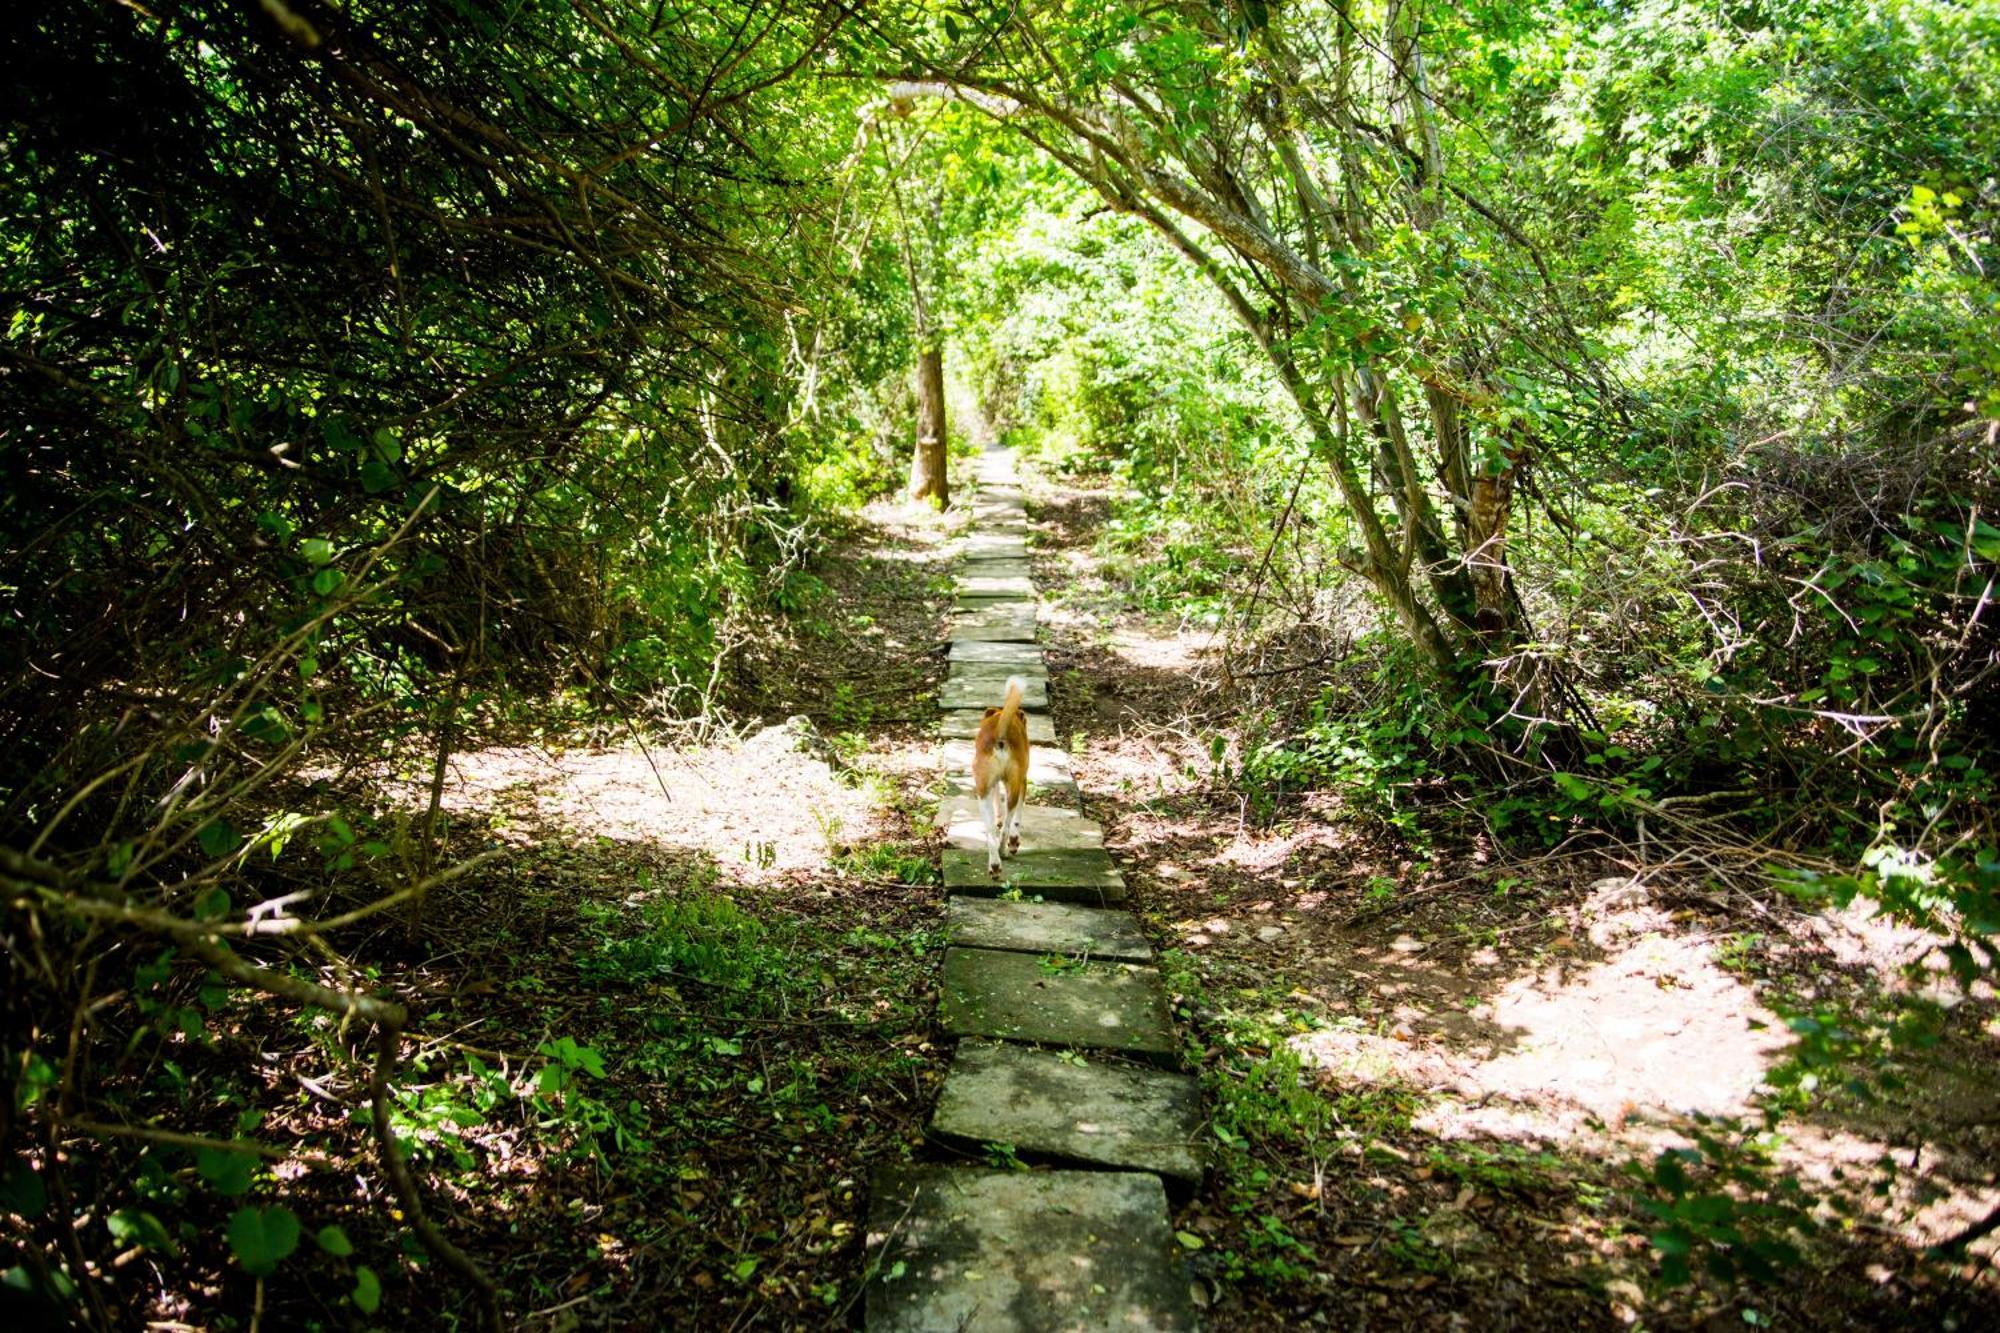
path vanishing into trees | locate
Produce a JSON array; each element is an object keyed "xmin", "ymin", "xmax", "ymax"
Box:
[
  {"xmin": 862, "ymin": 444, "xmax": 1202, "ymax": 1329},
  {"xmin": 7, "ymin": 2, "xmax": 1997, "ymax": 1328}
]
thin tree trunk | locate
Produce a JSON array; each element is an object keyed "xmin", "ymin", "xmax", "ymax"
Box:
[{"xmin": 909, "ymin": 342, "xmax": 948, "ymax": 504}]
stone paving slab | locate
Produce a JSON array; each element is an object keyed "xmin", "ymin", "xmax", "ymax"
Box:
[
  {"xmin": 948, "ymin": 658, "xmax": 1049, "ymax": 682},
  {"xmin": 950, "ymin": 608, "xmax": 1038, "ymax": 643},
  {"xmin": 958, "ymin": 557, "xmax": 1032, "ymax": 578},
  {"xmin": 963, "ymin": 536, "xmax": 1029, "ymax": 559},
  {"xmin": 957, "ymin": 573, "xmax": 1036, "ymax": 599},
  {"xmin": 944, "ymin": 896, "xmax": 1147, "ymax": 961},
  {"xmin": 938, "ymin": 948, "xmax": 1175, "ymax": 1063},
  {"xmin": 938, "ymin": 710, "xmax": 1057, "ymax": 743},
  {"xmin": 948, "ymin": 640, "xmax": 1045, "ymax": 666},
  {"xmin": 864, "ymin": 1166, "xmax": 1195, "ymax": 1332},
  {"xmin": 940, "ymin": 678, "xmax": 1047, "ymax": 714},
  {"xmin": 955, "ymin": 594, "xmax": 1035, "ymax": 617},
  {"xmin": 935, "ymin": 799, "xmax": 1101, "ymax": 852},
  {"xmin": 943, "ymin": 847, "xmax": 1123, "ymax": 903},
  {"xmin": 931, "ymin": 1041, "xmax": 1202, "ymax": 1185}
]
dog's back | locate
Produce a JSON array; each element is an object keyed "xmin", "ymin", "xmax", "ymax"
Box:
[{"xmin": 971, "ymin": 676, "xmax": 1028, "ymax": 799}]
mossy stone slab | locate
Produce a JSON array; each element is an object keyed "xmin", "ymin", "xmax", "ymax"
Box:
[
  {"xmin": 930, "ymin": 1040, "xmax": 1202, "ymax": 1186},
  {"xmin": 942, "ymin": 847, "xmax": 1123, "ymax": 904},
  {"xmin": 935, "ymin": 799, "xmax": 1101, "ymax": 853},
  {"xmin": 944, "ymin": 895, "xmax": 1146, "ymax": 960},
  {"xmin": 938, "ymin": 948, "xmax": 1175, "ymax": 1063},
  {"xmin": 863, "ymin": 1166, "xmax": 1195, "ymax": 1333}
]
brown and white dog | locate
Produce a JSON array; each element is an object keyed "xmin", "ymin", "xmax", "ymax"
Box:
[{"xmin": 971, "ymin": 676, "xmax": 1029, "ymax": 874}]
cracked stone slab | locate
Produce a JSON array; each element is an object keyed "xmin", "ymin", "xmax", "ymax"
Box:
[
  {"xmin": 948, "ymin": 640, "xmax": 1045, "ymax": 666},
  {"xmin": 944, "ymin": 896, "xmax": 1147, "ymax": 961},
  {"xmin": 864, "ymin": 1166, "xmax": 1195, "ymax": 1333},
  {"xmin": 938, "ymin": 948, "xmax": 1175, "ymax": 1063},
  {"xmin": 940, "ymin": 673, "xmax": 1047, "ymax": 712},
  {"xmin": 931, "ymin": 1041, "xmax": 1202, "ymax": 1185},
  {"xmin": 942, "ymin": 846, "xmax": 1123, "ymax": 904},
  {"xmin": 935, "ymin": 799, "xmax": 1101, "ymax": 853},
  {"xmin": 938, "ymin": 710, "xmax": 1056, "ymax": 743}
]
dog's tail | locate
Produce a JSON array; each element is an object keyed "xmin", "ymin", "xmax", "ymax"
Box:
[{"xmin": 996, "ymin": 675, "xmax": 1024, "ymax": 743}]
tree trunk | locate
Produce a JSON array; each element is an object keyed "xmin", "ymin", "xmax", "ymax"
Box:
[{"xmin": 909, "ymin": 342, "xmax": 948, "ymax": 504}]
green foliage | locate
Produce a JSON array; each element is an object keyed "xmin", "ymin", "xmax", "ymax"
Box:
[
  {"xmin": 226, "ymin": 1205, "xmax": 301, "ymax": 1277},
  {"xmin": 1631, "ymin": 1125, "xmax": 1814, "ymax": 1288}
]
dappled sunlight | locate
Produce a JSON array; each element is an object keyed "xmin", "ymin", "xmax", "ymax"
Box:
[
  {"xmin": 431, "ymin": 724, "xmax": 883, "ymax": 886},
  {"xmin": 1425, "ymin": 929, "xmax": 1787, "ymax": 1134}
]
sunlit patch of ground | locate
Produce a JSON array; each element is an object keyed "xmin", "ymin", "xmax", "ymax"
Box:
[
  {"xmin": 1021, "ymin": 459, "xmax": 2000, "ymax": 1331},
  {"xmin": 434, "ymin": 723, "xmax": 881, "ymax": 885}
]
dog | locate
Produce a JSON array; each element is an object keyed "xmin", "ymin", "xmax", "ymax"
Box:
[{"xmin": 970, "ymin": 676, "xmax": 1029, "ymax": 875}]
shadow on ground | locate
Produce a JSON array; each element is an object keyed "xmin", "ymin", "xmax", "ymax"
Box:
[{"xmin": 1024, "ymin": 468, "xmax": 2000, "ymax": 1332}]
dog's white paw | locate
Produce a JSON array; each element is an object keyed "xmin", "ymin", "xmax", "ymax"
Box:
[{"xmin": 987, "ymin": 858, "xmax": 1001, "ymax": 876}]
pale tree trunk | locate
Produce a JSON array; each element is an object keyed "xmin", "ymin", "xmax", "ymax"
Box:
[{"xmin": 909, "ymin": 341, "xmax": 948, "ymax": 504}]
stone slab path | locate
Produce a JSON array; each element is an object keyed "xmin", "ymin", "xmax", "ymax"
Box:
[{"xmin": 864, "ymin": 444, "xmax": 1203, "ymax": 1331}]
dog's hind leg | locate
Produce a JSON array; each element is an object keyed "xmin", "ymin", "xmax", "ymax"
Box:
[
  {"xmin": 981, "ymin": 787, "xmax": 1003, "ymax": 875},
  {"xmin": 1003, "ymin": 795, "xmax": 1021, "ymax": 857}
]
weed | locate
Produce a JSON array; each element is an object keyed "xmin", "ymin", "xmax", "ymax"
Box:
[{"xmin": 832, "ymin": 842, "xmax": 938, "ymax": 885}]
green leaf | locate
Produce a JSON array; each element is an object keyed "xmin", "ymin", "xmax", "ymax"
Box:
[
  {"xmin": 228, "ymin": 1204, "xmax": 301, "ymax": 1276},
  {"xmin": 1, "ymin": 1160, "xmax": 46, "ymax": 1219},
  {"xmin": 360, "ymin": 457, "xmax": 398, "ymax": 494},
  {"xmin": 317, "ymin": 1224, "xmax": 354, "ymax": 1257},
  {"xmin": 194, "ymin": 887, "xmax": 231, "ymax": 922},
  {"xmin": 107, "ymin": 1207, "xmax": 175, "ymax": 1252},
  {"xmin": 197, "ymin": 820, "xmax": 243, "ymax": 858},
  {"xmin": 352, "ymin": 1265, "xmax": 382, "ymax": 1314},
  {"xmin": 301, "ymin": 538, "xmax": 336, "ymax": 566},
  {"xmin": 1174, "ymin": 1229, "xmax": 1204, "ymax": 1250},
  {"xmin": 197, "ymin": 1147, "xmax": 257, "ymax": 1196},
  {"xmin": 312, "ymin": 567, "xmax": 345, "ymax": 597}
]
